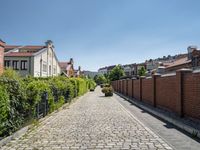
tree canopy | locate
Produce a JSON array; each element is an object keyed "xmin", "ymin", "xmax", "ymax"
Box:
[{"xmin": 109, "ymin": 65, "xmax": 125, "ymax": 81}]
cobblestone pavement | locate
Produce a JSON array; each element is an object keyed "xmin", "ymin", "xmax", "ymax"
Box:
[{"xmin": 2, "ymin": 87, "xmax": 173, "ymax": 150}]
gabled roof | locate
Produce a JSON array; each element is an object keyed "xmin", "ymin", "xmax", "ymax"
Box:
[
  {"xmin": 4, "ymin": 52, "xmax": 33, "ymax": 57},
  {"xmin": 165, "ymin": 57, "xmax": 191, "ymax": 68},
  {"xmin": 4, "ymin": 45, "xmax": 47, "ymax": 57}
]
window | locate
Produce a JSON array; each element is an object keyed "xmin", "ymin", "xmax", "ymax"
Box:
[
  {"xmin": 4, "ymin": 60, "xmax": 10, "ymax": 68},
  {"xmin": 43, "ymin": 64, "xmax": 47, "ymax": 72},
  {"xmin": 21, "ymin": 60, "xmax": 28, "ymax": 70},
  {"xmin": 49, "ymin": 65, "xmax": 51, "ymax": 75},
  {"xmin": 12, "ymin": 61, "xmax": 19, "ymax": 70}
]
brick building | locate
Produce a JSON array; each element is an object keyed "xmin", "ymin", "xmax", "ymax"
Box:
[
  {"xmin": 0, "ymin": 39, "xmax": 5, "ymax": 75},
  {"xmin": 165, "ymin": 46, "xmax": 200, "ymax": 73}
]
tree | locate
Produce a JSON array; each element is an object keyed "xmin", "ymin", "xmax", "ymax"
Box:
[
  {"xmin": 94, "ymin": 75, "xmax": 107, "ymax": 85},
  {"xmin": 109, "ymin": 65, "xmax": 125, "ymax": 81},
  {"xmin": 138, "ymin": 66, "xmax": 146, "ymax": 76}
]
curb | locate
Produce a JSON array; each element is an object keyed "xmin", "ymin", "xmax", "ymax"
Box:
[
  {"xmin": 0, "ymin": 125, "xmax": 31, "ymax": 148},
  {"xmin": 115, "ymin": 92, "xmax": 200, "ymax": 139}
]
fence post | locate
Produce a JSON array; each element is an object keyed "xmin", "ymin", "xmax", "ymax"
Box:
[
  {"xmin": 176, "ymin": 69, "xmax": 192, "ymax": 117},
  {"xmin": 139, "ymin": 76, "xmax": 145, "ymax": 101},
  {"xmin": 132, "ymin": 78, "xmax": 134, "ymax": 98},
  {"xmin": 126, "ymin": 79, "xmax": 129, "ymax": 96},
  {"xmin": 152, "ymin": 74, "xmax": 161, "ymax": 107}
]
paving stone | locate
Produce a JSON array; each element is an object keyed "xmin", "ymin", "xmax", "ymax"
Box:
[{"xmin": 1, "ymin": 87, "xmax": 173, "ymax": 150}]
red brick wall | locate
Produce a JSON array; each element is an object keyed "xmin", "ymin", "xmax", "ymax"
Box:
[
  {"xmin": 112, "ymin": 71, "xmax": 200, "ymax": 121},
  {"xmin": 183, "ymin": 73, "xmax": 200, "ymax": 120},
  {"xmin": 142, "ymin": 78, "xmax": 153, "ymax": 105},
  {"xmin": 156, "ymin": 76, "xmax": 179, "ymax": 113},
  {"xmin": 127, "ymin": 79, "xmax": 132, "ymax": 97},
  {"xmin": 133, "ymin": 80, "xmax": 140, "ymax": 100}
]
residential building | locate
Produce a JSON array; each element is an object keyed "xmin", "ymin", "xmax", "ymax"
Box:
[
  {"xmin": 0, "ymin": 39, "xmax": 5, "ymax": 75},
  {"xmin": 4, "ymin": 40, "xmax": 61, "ymax": 77},
  {"xmin": 98, "ymin": 67, "xmax": 108, "ymax": 75},
  {"xmin": 82, "ymin": 70, "xmax": 99, "ymax": 78},
  {"xmin": 122, "ymin": 63, "xmax": 137, "ymax": 77},
  {"xmin": 59, "ymin": 58, "xmax": 75, "ymax": 77},
  {"xmin": 98, "ymin": 65, "xmax": 116, "ymax": 75},
  {"xmin": 164, "ymin": 46, "xmax": 200, "ymax": 73}
]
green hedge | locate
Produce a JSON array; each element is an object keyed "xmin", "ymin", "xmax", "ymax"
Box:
[{"xmin": 0, "ymin": 69, "xmax": 95, "ymax": 138}]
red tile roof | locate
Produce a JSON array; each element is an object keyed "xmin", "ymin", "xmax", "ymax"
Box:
[
  {"xmin": 5, "ymin": 52, "xmax": 33, "ymax": 57},
  {"xmin": 165, "ymin": 57, "xmax": 191, "ymax": 68}
]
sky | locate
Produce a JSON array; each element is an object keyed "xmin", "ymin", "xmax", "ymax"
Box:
[{"xmin": 1, "ymin": 0, "xmax": 200, "ymax": 71}]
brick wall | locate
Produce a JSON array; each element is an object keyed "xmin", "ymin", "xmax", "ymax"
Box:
[
  {"xmin": 0, "ymin": 40, "xmax": 5, "ymax": 75},
  {"xmin": 142, "ymin": 78, "xmax": 153, "ymax": 105},
  {"xmin": 112, "ymin": 69, "xmax": 200, "ymax": 120},
  {"xmin": 156, "ymin": 76, "xmax": 179, "ymax": 113},
  {"xmin": 183, "ymin": 72, "xmax": 200, "ymax": 120},
  {"xmin": 127, "ymin": 79, "xmax": 132, "ymax": 98},
  {"xmin": 133, "ymin": 80, "xmax": 140, "ymax": 100}
]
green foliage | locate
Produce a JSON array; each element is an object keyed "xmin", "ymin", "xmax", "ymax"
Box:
[
  {"xmin": 77, "ymin": 78, "xmax": 87, "ymax": 96},
  {"xmin": 109, "ymin": 65, "xmax": 125, "ymax": 81},
  {"xmin": 0, "ymin": 85, "xmax": 10, "ymax": 136},
  {"xmin": 0, "ymin": 69, "xmax": 91, "ymax": 138},
  {"xmin": 138, "ymin": 66, "xmax": 147, "ymax": 76},
  {"xmin": 94, "ymin": 74, "xmax": 107, "ymax": 85},
  {"xmin": 101, "ymin": 86, "xmax": 114, "ymax": 97},
  {"xmin": 87, "ymin": 79, "xmax": 96, "ymax": 91},
  {"xmin": 26, "ymin": 80, "xmax": 51, "ymax": 115}
]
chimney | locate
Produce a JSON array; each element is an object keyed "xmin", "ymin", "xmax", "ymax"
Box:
[
  {"xmin": 187, "ymin": 46, "xmax": 197, "ymax": 60},
  {"xmin": 0, "ymin": 39, "xmax": 5, "ymax": 75},
  {"xmin": 70, "ymin": 58, "xmax": 74, "ymax": 64},
  {"xmin": 45, "ymin": 40, "xmax": 54, "ymax": 48}
]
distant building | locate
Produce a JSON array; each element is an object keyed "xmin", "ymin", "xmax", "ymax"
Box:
[
  {"xmin": 164, "ymin": 46, "xmax": 200, "ymax": 73},
  {"xmin": 98, "ymin": 67, "xmax": 107, "ymax": 75},
  {"xmin": 74, "ymin": 66, "xmax": 82, "ymax": 77},
  {"xmin": 4, "ymin": 40, "xmax": 61, "ymax": 77},
  {"xmin": 98, "ymin": 65, "xmax": 116, "ymax": 75},
  {"xmin": 0, "ymin": 39, "xmax": 5, "ymax": 75},
  {"xmin": 59, "ymin": 58, "xmax": 75, "ymax": 77},
  {"xmin": 82, "ymin": 70, "xmax": 99, "ymax": 78},
  {"xmin": 122, "ymin": 63, "xmax": 137, "ymax": 77}
]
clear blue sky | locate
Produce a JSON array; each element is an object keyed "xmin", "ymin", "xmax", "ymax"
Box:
[{"xmin": 1, "ymin": 0, "xmax": 200, "ymax": 71}]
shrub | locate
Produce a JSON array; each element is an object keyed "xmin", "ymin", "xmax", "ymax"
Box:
[
  {"xmin": 87, "ymin": 79, "xmax": 96, "ymax": 91},
  {"xmin": 102, "ymin": 86, "xmax": 113, "ymax": 97},
  {"xmin": 26, "ymin": 80, "xmax": 52, "ymax": 116},
  {"xmin": 0, "ymin": 69, "xmax": 91, "ymax": 138},
  {"xmin": 0, "ymin": 85, "xmax": 10, "ymax": 136},
  {"xmin": 0, "ymin": 69, "xmax": 27, "ymax": 136}
]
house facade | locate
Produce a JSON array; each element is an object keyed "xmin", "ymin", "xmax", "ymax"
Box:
[
  {"xmin": 122, "ymin": 64, "xmax": 137, "ymax": 77},
  {"xmin": 0, "ymin": 40, "xmax": 5, "ymax": 75},
  {"xmin": 59, "ymin": 58, "xmax": 75, "ymax": 77},
  {"xmin": 4, "ymin": 40, "xmax": 61, "ymax": 77}
]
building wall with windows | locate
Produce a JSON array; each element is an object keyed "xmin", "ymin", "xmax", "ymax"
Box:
[
  {"xmin": 4, "ymin": 41, "xmax": 61, "ymax": 77},
  {"xmin": 4, "ymin": 56, "xmax": 32, "ymax": 76},
  {"xmin": 33, "ymin": 47, "xmax": 61, "ymax": 77}
]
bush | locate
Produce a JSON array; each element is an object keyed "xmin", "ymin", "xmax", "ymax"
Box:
[
  {"xmin": 87, "ymin": 79, "xmax": 96, "ymax": 91},
  {"xmin": 0, "ymin": 85, "xmax": 10, "ymax": 136},
  {"xmin": 0, "ymin": 69, "xmax": 91, "ymax": 138},
  {"xmin": 102, "ymin": 86, "xmax": 113, "ymax": 97}
]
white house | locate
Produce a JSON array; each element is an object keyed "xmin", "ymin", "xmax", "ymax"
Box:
[{"xmin": 4, "ymin": 40, "xmax": 61, "ymax": 77}]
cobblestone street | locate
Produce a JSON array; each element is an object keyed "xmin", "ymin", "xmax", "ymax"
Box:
[{"xmin": 2, "ymin": 87, "xmax": 173, "ymax": 150}]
